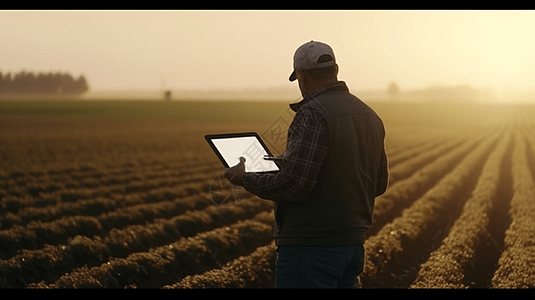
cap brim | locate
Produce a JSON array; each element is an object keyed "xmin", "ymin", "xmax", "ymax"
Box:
[{"xmin": 289, "ymin": 70, "xmax": 296, "ymax": 82}]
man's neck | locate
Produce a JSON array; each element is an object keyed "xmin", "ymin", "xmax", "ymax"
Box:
[{"xmin": 303, "ymin": 79, "xmax": 338, "ymax": 97}]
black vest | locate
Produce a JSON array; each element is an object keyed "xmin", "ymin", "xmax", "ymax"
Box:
[{"xmin": 275, "ymin": 89, "xmax": 386, "ymax": 246}]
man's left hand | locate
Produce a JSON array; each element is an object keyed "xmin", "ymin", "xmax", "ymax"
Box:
[{"xmin": 224, "ymin": 156, "xmax": 246, "ymax": 186}]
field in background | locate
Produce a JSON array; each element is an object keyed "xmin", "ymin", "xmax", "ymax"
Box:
[{"xmin": 0, "ymin": 99, "xmax": 534, "ymax": 288}]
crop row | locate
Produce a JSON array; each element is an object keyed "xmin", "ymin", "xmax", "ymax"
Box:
[
  {"xmin": 370, "ymin": 132, "xmax": 487, "ymax": 235},
  {"xmin": 385, "ymin": 128, "xmax": 469, "ymax": 168},
  {"xmin": 360, "ymin": 129, "xmax": 500, "ymax": 287},
  {"xmin": 26, "ymin": 211, "xmax": 274, "ymax": 288},
  {"xmin": 0, "ymin": 188, "xmax": 215, "ymax": 258},
  {"xmin": 0, "ymin": 154, "xmax": 218, "ymax": 200},
  {"xmin": 387, "ymin": 136, "xmax": 467, "ymax": 184},
  {"xmin": 1, "ymin": 162, "xmax": 218, "ymax": 214},
  {"xmin": 0, "ymin": 154, "xmax": 218, "ymax": 197},
  {"xmin": 164, "ymin": 241, "xmax": 277, "ymax": 289},
  {"xmin": 409, "ymin": 131, "xmax": 512, "ymax": 288},
  {"xmin": 0, "ymin": 195, "xmax": 271, "ymax": 287},
  {"xmin": 490, "ymin": 130, "xmax": 535, "ymax": 288},
  {"xmin": 388, "ymin": 137, "xmax": 451, "ymax": 168},
  {"xmin": 384, "ymin": 128, "xmax": 441, "ymax": 153},
  {"xmin": 0, "ymin": 170, "xmax": 219, "ymax": 229},
  {"xmin": 0, "ymin": 148, "xmax": 207, "ymax": 181},
  {"xmin": 0, "ymin": 116, "xmax": 219, "ymax": 173}
]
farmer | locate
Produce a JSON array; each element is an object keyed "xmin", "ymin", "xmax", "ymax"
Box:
[{"xmin": 224, "ymin": 40, "xmax": 388, "ymax": 288}]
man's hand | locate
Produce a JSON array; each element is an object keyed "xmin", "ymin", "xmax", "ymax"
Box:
[{"xmin": 224, "ymin": 156, "xmax": 246, "ymax": 186}]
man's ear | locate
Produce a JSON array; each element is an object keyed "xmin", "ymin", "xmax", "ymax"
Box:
[
  {"xmin": 297, "ymin": 69, "xmax": 308, "ymax": 83},
  {"xmin": 296, "ymin": 69, "xmax": 302, "ymax": 80}
]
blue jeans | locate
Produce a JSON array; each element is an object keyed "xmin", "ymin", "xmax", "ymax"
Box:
[{"xmin": 275, "ymin": 245, "xmax": 365, "ymax": 288}]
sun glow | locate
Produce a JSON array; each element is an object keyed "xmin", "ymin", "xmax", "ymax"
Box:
[{"xmin": 1, "ymin": 10, "xmax": 535, "ymax": 103}]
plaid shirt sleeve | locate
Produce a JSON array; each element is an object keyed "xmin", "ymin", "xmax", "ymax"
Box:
[{"xmin": 241, "ymin": 106, "xmax": 328, "ymax": 203}]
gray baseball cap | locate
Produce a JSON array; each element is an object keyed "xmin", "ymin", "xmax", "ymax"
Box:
[{"xmin": 289, "ymin": 40, "xmax": 336, "ymax": 82}]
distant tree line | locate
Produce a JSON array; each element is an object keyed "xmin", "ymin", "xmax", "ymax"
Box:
[{"xmin": 0, "ymin": 70, "xmax": 89, "ymax": 96}]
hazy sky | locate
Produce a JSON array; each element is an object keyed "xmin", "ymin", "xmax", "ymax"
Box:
[{"xmin": 2, "ymin": 10, "xmax": 535, "ymax": 95}]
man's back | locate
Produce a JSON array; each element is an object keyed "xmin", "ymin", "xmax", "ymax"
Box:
[{"xmin": 274, "ymin": 84, "xmax": 388, "ymax": 246}]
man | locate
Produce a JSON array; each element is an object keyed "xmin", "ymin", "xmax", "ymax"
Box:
[{"xmin": 224, "ymin": 40, "xmax": 388, "ymax": 288}]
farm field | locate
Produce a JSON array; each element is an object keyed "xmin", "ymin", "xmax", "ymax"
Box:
[{"xmin": 0, "ymin": 98, "xmax": 534, "ymax": 288}]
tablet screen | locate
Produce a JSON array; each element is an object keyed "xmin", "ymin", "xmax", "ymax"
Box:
[{"xmin": 206, "ymin": 133, "xmax": 281, "ymax": 173}]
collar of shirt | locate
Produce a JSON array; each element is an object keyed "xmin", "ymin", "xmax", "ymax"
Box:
[{"xmin": 289, "ymin": 81, "xmax": 349, "ymax": 112}]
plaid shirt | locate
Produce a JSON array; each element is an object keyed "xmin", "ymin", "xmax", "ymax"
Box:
[{"xmin": 242, "ymin": 81, "xmax": 388, "ymax": 202}]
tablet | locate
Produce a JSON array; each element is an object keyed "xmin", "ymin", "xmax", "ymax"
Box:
[{"xmin": 205, "ymin": 132, "xmax": 281, "ymax": 173}]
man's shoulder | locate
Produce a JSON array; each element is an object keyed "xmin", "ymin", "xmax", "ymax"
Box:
[
  {"xmin": 291, "ymin": 104, "xmax": 327, "ymax": 130},
  {"xmin": 299, "ymin": 98, "xmax": 328, "ymax": 117},
  {"xmin": 305, "ymin": 90, "xmax": 361, "ymax": 113}
]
